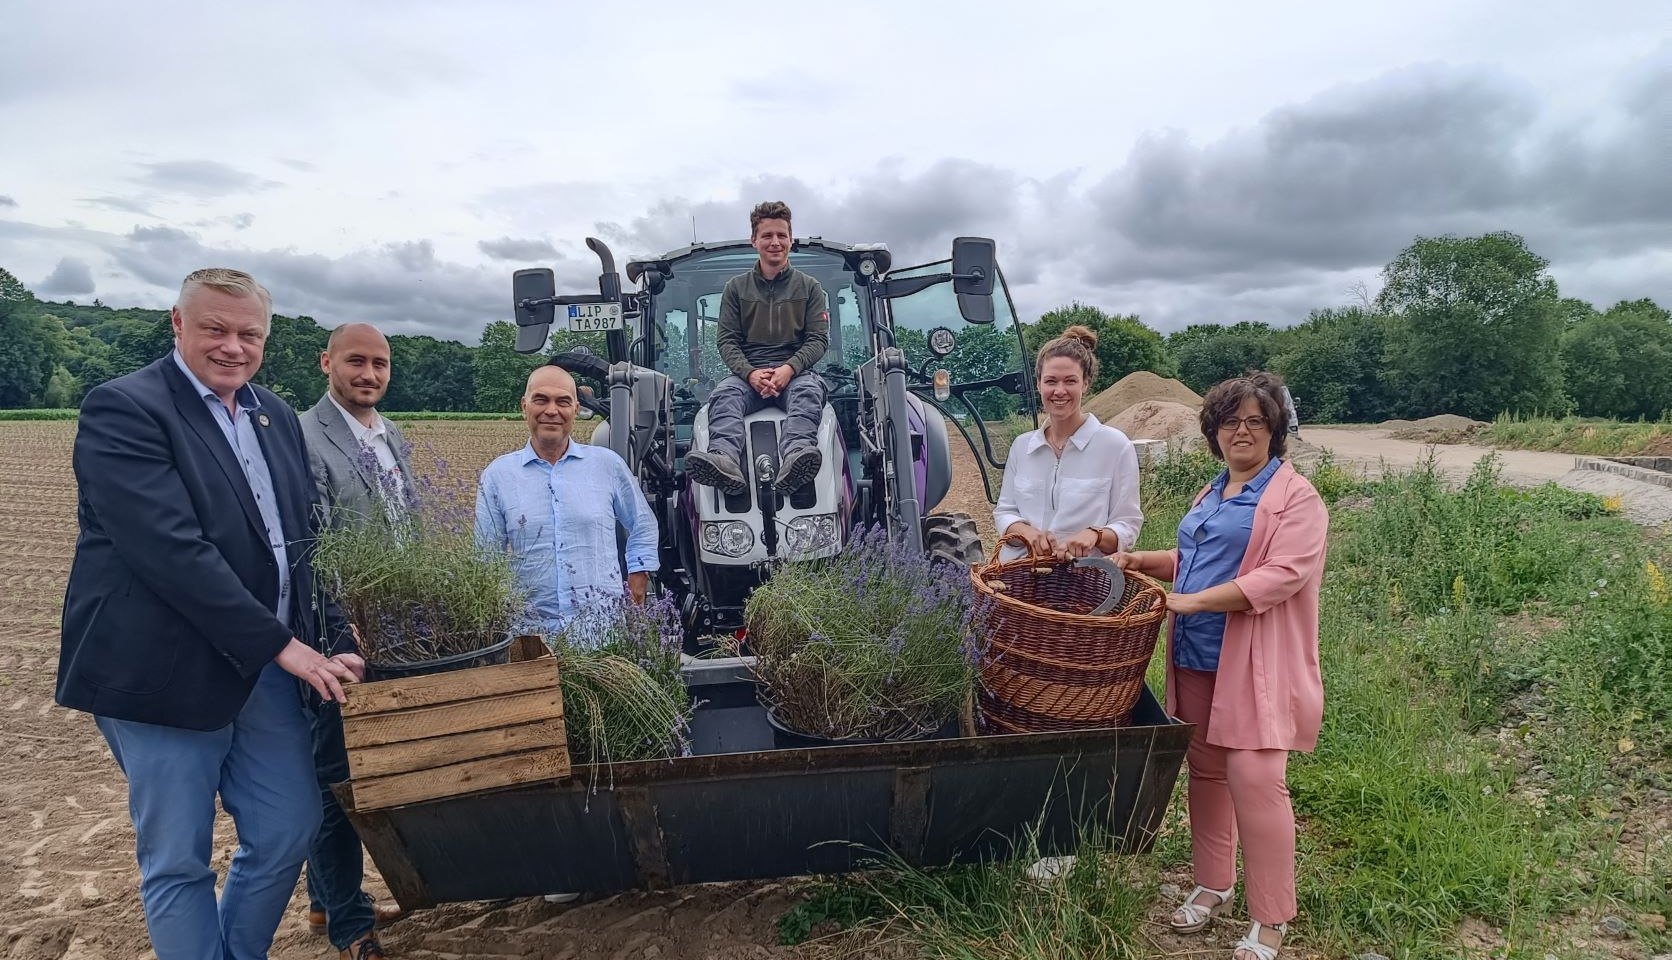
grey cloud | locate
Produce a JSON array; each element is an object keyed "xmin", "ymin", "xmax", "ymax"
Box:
[
  {"xmin": 594, "ymin": 159, "xmax": 1025, "ymax": 268},
  {"xmin": 478, "ymin": 237, "xmax": 560, "ymax": 261},
  {"xmin": 110, "ymin": 226, "xmax": 508, "ymax": 339},
  {"xmin": 279, "ymin": 158, "xmax": 317, "ymax": 172},
  {"xmin": 0, "ymin": 195, "xmax": 15, "ymax": 208},
  {"xmin": 38, "ymin": 257, "xmax": 96, "ymax": 296},
  {"xmin": 135, "ymin": 160, "xmax": 279, "ymax": 197},
  {"xmin": 81, "ymin": 195, "xmax": 157, "ymax": 217}
]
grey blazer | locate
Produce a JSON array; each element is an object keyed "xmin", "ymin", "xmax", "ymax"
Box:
[{"xmin": 299, "ymin": 394, "xmax": 416, "ymax": 524}]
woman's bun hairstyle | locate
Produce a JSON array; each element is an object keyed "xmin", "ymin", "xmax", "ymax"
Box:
[{"xmin": 1061, "ymin": 324, "xmax": 1098, "ymax": 351}]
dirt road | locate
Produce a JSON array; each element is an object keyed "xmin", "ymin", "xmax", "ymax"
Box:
[{"xmin": 1302, "ymin": 427, "xmax": 1672, "ymax": 526}]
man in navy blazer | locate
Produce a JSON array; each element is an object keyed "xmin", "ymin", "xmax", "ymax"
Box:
[{"xmin": 57, "ymin": 268, "xmax": 364, "ymax": 960}]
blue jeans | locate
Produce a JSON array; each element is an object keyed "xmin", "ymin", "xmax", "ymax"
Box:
[
  {"xmin": 305, "ymin": 701, "xmax": 377, "ymax": 950},
  {"xmin": 96, "ymin": 663, "xmax": 321, "ymax": 960}
]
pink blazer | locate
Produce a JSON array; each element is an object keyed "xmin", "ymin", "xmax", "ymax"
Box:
[{"xmin": 1160, "ymin": 460, "xmax": 1329, "ymax": 752}]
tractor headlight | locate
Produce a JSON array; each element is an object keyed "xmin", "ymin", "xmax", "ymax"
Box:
[
  {"xmin": 702, "ymin": 521, "xmax": 756, "ymax": 558},
  {"xmin": 784, "ymin": 513, "xmax": 840, "ymax": 557}
]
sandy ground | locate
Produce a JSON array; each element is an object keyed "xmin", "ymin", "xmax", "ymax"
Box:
[{"xmin": 1301, "ymin": 427, "xmax": 1672, "ymax": 526}]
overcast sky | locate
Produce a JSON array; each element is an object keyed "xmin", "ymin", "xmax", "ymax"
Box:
[{"xmin": 2, "ymin": 0, "xmax": 1667, "ymax": 340}]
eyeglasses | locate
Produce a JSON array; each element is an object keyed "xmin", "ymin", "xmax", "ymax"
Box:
[{"xmin": 1218, "ymin": 416, "xmax": 1269, "ymax": 432}]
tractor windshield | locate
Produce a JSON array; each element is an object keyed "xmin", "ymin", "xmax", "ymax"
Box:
[
  {"xmin": 886, "ymin": 260, "xmax": 1027, "ymax": 421},
  {"xmin": 650, "ymin": 247, "xmax": 867, "ymax": 387}
]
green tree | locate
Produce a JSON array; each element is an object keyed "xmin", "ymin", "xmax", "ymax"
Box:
[
  {"xmin": 1269, "ymin": 308, "xmax": 1394, "ymax": 423},
  {"xmin": 384, "ymin": 335, "xmax": 475, "ymax": 411},
  {"xmin": 1025, "ymin": 302, "xmax": 1172, "ymax": 392},
  {"xmin": 1377, "ymin": 232, "xmax": 1569, "ymax": 419},
  {"xmin": 1560, "ymin": 299, "xmax": 1672, "ymax": 420},
  {"xmin": 1167, "ymin": 322, "xmax": 1276, "ymax": 394},
  {"xmin": 473, "ymin": 320, "xmax": 546, "ymax": 413},
  {"xmin": 250, "ymin": 314, "xmax": 330, "ymax": 405},
  {"xmin": 0, "ymin": 270, "xmax": 64, "ymax": 407}
]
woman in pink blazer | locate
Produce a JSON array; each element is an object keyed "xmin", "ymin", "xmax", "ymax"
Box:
[{"xmin": 1115, "ymin": 371, "xmax": 1328, "ymax": 960}]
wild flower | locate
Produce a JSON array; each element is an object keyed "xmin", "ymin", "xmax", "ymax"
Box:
[
  {"xmin": 741, "ymin": 524, "xmax": 981, "ymax": 740},
  {"xmin": 1646, "ymin": 559, "xmax": 1668, "ymax": 606},
  {"xmin": 313, "ymin": 448, "xmax": 523, "ymax": 666}
]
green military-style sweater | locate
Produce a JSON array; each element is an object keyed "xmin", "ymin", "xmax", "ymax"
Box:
[{"xmin": 716, "ymin": 262, "xmax": 829, "ymax": 378}]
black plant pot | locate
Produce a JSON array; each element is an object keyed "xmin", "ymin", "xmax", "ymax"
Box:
[
  {"xmin": 763, "ymin": 705, "xmax": 960, "ymax": 750},
  {"xmin": 364, "ymin": 633, "xmax": 516, "ymax": 683}
]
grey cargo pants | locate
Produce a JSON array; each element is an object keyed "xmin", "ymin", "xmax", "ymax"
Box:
[{"xmin": 706, "ymin": 371, "xmax": 827, "ymax": 466}]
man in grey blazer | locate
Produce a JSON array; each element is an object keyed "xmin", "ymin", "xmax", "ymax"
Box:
[{"xmin": 298, "ymin": 322, "xmax": 413, "ymax": 959}]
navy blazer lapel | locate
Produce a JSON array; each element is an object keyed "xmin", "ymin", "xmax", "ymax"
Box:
[{"xmin": 161, "ymin": 360, "xmax": 268, "ymax": 540}]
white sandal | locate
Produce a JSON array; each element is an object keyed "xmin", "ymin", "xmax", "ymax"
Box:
[
  {"xmin": 1232, "ymin": 920, "xmax": 1287, "ymax": 960},
  {"xmin": 1168, "ymin": 883, "xmax": 1234, "ymax": 932}
]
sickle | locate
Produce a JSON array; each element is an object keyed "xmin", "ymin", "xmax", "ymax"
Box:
[{"xmin": 1073, "ymin": 555, "xmax": 1127, "ymax": 614}]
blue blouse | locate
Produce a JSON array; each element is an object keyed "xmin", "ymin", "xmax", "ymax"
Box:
[{"xmin": 1172, "ymin": 457, "xmax": 1282, "ymax": 671}]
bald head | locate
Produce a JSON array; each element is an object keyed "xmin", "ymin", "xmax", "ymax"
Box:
[
  {"xmin": 525, "ymin": 364, "xmax": 575, "ymax": 397},
  {"xmin": 522, "ymin": 364, "xmax": 578, "ymax": 459},
  {"xmin": 320, "ymin": 322, "xmax": 392, "ymax": 421},
  {"xmin": 327, "ymin": 322, "xmax": 388, "ymax": 354}
]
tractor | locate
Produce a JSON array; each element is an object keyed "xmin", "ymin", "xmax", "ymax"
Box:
[{"xmin": 510, "ymin": 233, "xmax": 1036, "ymax": 645}]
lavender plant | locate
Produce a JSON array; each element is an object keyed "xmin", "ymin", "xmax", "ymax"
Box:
[
  {"xmin": 740, "ymin": 524, "xmax": 983, "ymax": 741},
  {"xmin": 312, "ymin": 447, "xmax": 523, "ymax": 666},
  {"xmin": 547, "ymin": 593, "xmax": 692, "ymax": 764}
]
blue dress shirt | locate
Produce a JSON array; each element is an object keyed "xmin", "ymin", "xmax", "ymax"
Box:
[
  {"xmin": 1172, "ymin": 456, "xmax": 1283, "ymax": 671},
  {"xmin": 170, "ymin": 350, "xmax": 290, "ymax": 619},
  {"xmin": 474, "ymin": 440, "xmax": 660, "ymax": 633}
]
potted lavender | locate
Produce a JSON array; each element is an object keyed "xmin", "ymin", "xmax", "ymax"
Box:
[
  {"xmin": 737, "ymin": 525, "xmax": 982, "ymax": 746},
  {"xmin": 312, "ymin": 453, "xmax": 523, "ymax": 680}
]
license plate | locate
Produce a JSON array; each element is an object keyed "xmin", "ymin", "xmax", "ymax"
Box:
[{"xmin": 564, "ymin": 302, "xmax": 624, "ymax": 332}]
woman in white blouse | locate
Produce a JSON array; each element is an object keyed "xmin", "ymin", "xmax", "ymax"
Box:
[{"xmin": 995, "ymin": 325, "xmax": 1143, "ymax": 562}]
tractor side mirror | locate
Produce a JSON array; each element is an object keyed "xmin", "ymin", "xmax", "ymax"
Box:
[
  {"xmin": 512, "ymin": 268, "xmax": 556, "ymax": 353},
  {"xmin": 951, "ymin": 237, "xmax": 996, "ymax": 324}
]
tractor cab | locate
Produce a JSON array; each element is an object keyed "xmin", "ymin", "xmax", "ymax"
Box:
[{"xmin": 512, "ymin": 235, "xmax": 1034, "ymax": 644}]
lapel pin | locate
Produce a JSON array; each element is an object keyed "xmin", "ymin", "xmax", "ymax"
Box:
[{"xmin": 257, "ymin": 413, "xmax": 271, "ymax": 427}]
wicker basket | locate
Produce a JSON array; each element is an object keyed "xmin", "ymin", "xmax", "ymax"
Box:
[{"xmin": 972, "ymin": 534, "xmax": 1167, "ymax": 732}]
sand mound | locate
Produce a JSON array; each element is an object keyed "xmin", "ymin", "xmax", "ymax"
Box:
[
  {"xmin": 1086, "ymin": 371, "xmax": 1201, "ymax": 422},
  {"xmin": 1385, "ymin": 414, "xmax": 1489, "ymax": 443},
  {"xmin": 1110, "ymin": 400, "xmax": 1202, "ymax": 441}
]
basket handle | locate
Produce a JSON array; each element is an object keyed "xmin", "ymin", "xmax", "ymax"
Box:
[{"xmin": 983, "ymin": 532, "xmax": 1056, "ymax": 570}]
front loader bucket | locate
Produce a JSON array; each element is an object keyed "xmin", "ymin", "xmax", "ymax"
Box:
[{"xmin": 339, "ymin": 666, "xmax": 1191, "ymax": 909}]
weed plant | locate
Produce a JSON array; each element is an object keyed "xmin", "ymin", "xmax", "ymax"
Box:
[
  {"xmin": 1485, "ymin": 414, "xmax": 1672, "ymax": 456},
  {"xmin": 778, "ymin": 829, "xmax": 1156, "ymax": 959},
  {"xmin": 742, "ymin": 524, "xmax": 980, "ymax": 740}
]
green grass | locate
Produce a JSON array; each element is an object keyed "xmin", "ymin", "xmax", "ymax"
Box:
[
  {"xmin": 384, "ymin": 411, "xmax": 524, "ymax": 421},
  {"xmin": 0, "ymin": 408, "xmax": 79, "ymax": 420},
  {"xmin": 1483, "ymin": 414, "xmax": 1672, "ymax": 456},
  {"xmin": 785, "ymin": 448, "xmax": 1672, "ymax": 959}
]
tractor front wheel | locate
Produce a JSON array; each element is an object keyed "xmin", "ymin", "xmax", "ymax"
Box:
[{"xmin": 923, "ymin": 512, "xmax": 983, "ymax": 568}]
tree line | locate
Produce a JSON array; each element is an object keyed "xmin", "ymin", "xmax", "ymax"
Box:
[{"xmin": 2, "ymin": 231, "xmax": 1667, "ymax": 422}]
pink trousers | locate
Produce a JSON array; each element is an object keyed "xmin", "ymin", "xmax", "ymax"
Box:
[{"xmin": 1172, "ymin": 667, "xmax": 1297, "ymax": 925}]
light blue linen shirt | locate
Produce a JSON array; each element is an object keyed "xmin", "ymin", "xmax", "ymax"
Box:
[
  {"xmin": 474, "ymin": 439, "xmax": 659, "ymax": 633},
  {"xmin": 170, "ymin": 350, "xmax": 291, "ymax": 619},
  {"xmin": 1172, "ymin": 456, "xmax": 1283, "ymax": 671}
]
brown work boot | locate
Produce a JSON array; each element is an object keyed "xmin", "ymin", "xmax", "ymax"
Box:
[
  {"xmin": 308, "ymin": 909, "xmax": 327, "ymax": 934},
  {"xmin": 339, "ymin": 933, "xmax": 387, "ymax": 960}
]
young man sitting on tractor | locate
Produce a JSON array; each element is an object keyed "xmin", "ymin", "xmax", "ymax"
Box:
[{"xmin": 685, "ymin": 200, "xmax": 830, "ymax": 494}]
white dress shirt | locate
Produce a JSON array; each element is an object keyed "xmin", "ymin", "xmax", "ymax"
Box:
[
  {"xmin": 328, "ymin": 392, "xmax": 405, "ymax": 499},
  {"xmin": 993, "ymin": 413, "xmax": 1143, "ymax": 561}
]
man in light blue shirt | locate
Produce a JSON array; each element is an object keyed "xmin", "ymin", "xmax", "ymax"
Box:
[{"xmin": 475, "ymin": 363, "xmax": 660, "ymax": 633}]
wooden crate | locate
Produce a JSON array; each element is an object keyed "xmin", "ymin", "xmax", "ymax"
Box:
[{"xmin": 341, "ymin": 649, "xmax": 569, "ymax": 811}]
